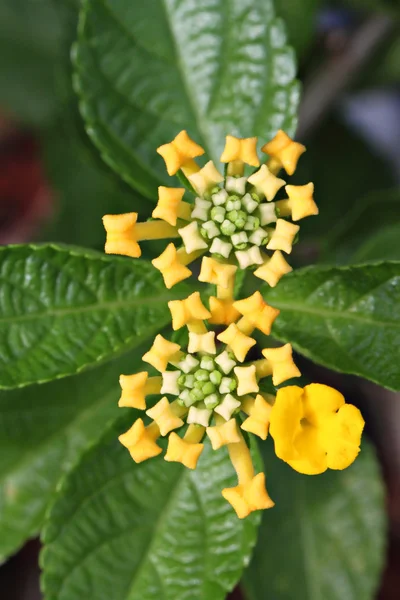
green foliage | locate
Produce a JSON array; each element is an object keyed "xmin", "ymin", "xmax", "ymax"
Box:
[
  {"xmin": 322, "ymin": 189, "xmax": 400, "ymax": 264},
  {"xmin": 41, "ymin": 419, "xmax": 260, "ymax": 600},
  {"xmin": 0, "ymin": 245, "xmax": 190, "ymax": 389},
  {"xmin": 264, "ymin": 262, "xmax": 400, "ymax": 391},
  {"xmin": 73, "ymin": 0, "xmax": 300, "ymax": 197},
  {"xmin": 275, "ymin": 0, "xmax": 320, "ymax": 56},
  {"xmin": 243, "ymin": 439, "xmax": 386, "ymax": 600},
  {"xmin": 0, "ymin": 0, "xmax": 64, "ymax": 125},
  {"xmin": 0, "ymin": 347, "xmax": 143, "ymax": 561}
]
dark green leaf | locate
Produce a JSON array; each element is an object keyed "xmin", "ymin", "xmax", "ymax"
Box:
[
  {"xmin": 275, "ymin": 0, "xmax": 320, "ymax": 56},
  {"xmin": 0, "ymin": 245, "xmax": 190, "ymax": 389},
  {"xmin": 73, "ymin": 0, "xmax": 300, "ymax": 197},
  {"xmin": 243, "ymin": 439, "xmax": 386, "ymax": 600},
  {"xmin": 41, "ymin": 419, "xmax": 261, "ymax": 600},
  {"xmin": 0, "ymin": 347, "xmax": 144, "ymax": 561},
  {"xmin": 40, "ymin": 123, "xmax": 151, "ymax": 250},
  {"xmin": 263, "ymin": 262, "xmax": 400, "ymax": 391},
  {"xmin": 322, "ymin": 189, "xmax": 400, "ymax": 264}
]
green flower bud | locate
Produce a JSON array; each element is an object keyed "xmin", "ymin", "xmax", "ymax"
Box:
[
  {"xmin": 220, "ymin": 219, "xmax": 236, "ymax": 236},
  {"xmin": 200, "ymin": 356, "xmax": 215, "ymax": 371},
  {"xmin": 202, "ymin": 381, "xmax": 217, "ymax": 395},
  {"xmin": 194, "ymin": 380, "xmax": 204, "ymax": 390},
  {"xmin": 210, "ymin": 206, "xmax": 225, "ymax": 224},
  {"xmin": 251, "ymin": 192, "xmax": 261, "ymax": 203},
  {"xmin": 190, "ymin": 388, "xmax": 205, "ymax": 403},
  {"xmin": 244, "ymin": 216, "xmax": 260, "ymax": 231},
  {"xmin": 232, "ymin": 231, "xmax": 248, "ymax": 249},
  {"xmin": 194, "ymin": 369, "xmax": 209, "ymax": 382},
  {"xmin": 226, "ymin": 198, "xmax": 241, "ymax": 211},
  {"xmin": 210, "ymin": 370, "xmax": 223, "ymax": 385},
  {"xmin": 235, "ymin": 210, "xmax": 247, "ymax": 229},
  {"xmin": 178, "ymin": 374, "xmax": 186, "ymax": 387},
  {"xmin": 211, "ymin": 186, "xmax": 221, "ymax": 194},
  {"xmin": 184, "ymin": 374, "xmax": 195, "ymax": 388},
  {"xmin": 227, "ymin": 209, "xmax": 239, "ymax": 223},
  {"xmin": 204, "ymin": 393, "xmax": 220, "ymax": 409}
]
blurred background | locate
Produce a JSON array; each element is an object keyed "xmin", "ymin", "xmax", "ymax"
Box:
[{"xmin": 0, "ymin": 0, "xmax": 399, "ymax": 598}]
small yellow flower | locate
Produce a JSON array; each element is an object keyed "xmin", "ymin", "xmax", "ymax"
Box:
[
  {"xmin": 103, "ymin": 213, "xmax": 141, "ymax": 258},
  {"xmin": 157, "ymin": 130, "xmax": 204, "ymax": 176},
  {"xmin": 118, "ymin": 372, "xmax": 162, "ymax": 410},
  {"xmin": 267, "ymin": 219, "xmax": 300, "ymax": 254},
  {"xmin": 164, "ymin": 431, "xmax": 204, "ymax": 469},
  {"xmin": 241, "ymin": 394, "xmax": 273, "ymax": 440},
  {"xmin": 119, "ymin": 419, "xmax": 162, "ymax": 463},
  {"xmin": 188, "ymin": 161, "xmax": 224, "ymax": 196},
  {"xmin": 269, "ymin": 384, "xmax": 365, "ymax": 474},
  {"xmin": 198, "ymin": 257, "xmax": 237, "ymax": 289},
  {"xmin": 222, "ymin": 472, "xmax": 275, "ymax": 519},
  {"xmin": 261, "ymin": 130, "xmax": 306, "ymax": 175},
  {"xmin": 285, "ymin": 183, "xmax": 318, "ymax": 221},
  {"xmin": 178, "ymin": 221, "xmax": 208, "ymax": 254},
  {"xmin": 217, "ymin": 323, "xmax": 256, "ymax": 362},
  {"xmin": 233, "ymin": 291, "xmax": 280, "ymax": 335},
  {"xmin": 142, "ymin": 334, "xmax": 181, "ymax": 372},
  {"xmin": 168, "ymin": 292, "xmax": 211, "ymax": 330},
  {"xmin": 207, "ymin": 418, "xmax": 241, "ymax": 450},
  {"xmin": 254, "ymin": 250, "xmax": 293, "ymax": 287},
  {"xmin": 247, "ymin": 164, "xmax": 286, "ymax": 201},
  {"xmin": 234, "ymin": 365, "xmax": 259, "ymax": 396},
  {"xmin": 208, "ymin": 296, "xmax": 241, "ymax": 325},
  {"xmin": 146, "ymin": 397, "xmax": 185, "ymax": 436},
  {"xmin": 152, "ymin": 186, "xmax": 186, "ymax": 226},
  {"xmin": 220, "ymin": 135, "xmax": 260, "ymax": 168},
  {"xmin": 152, "ymin": 243, "xmax": 192, "ymax": 289},
  {"xmin": 262, "ymin": 343, "xmax": 301, "ymax": 386}
]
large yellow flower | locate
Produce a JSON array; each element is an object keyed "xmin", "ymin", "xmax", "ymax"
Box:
[
  {"xmin": 269, "ymin": 384, "xmax": 364, "ymax": 474},
  {"xmin": 103, "ymin": 130, "xmax": 318, "ymax": 288}
]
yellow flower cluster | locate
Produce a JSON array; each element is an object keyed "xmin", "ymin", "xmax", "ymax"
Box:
[
  {"xmin": 103, "ymin": 130, "xmax": 318, "ymax": 289},
  {"xmin": 104, "ymin": 129, "xmax": 365, "ymax": 519}
]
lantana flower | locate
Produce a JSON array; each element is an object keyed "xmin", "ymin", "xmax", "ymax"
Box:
[
  {"xmin": 103, "ymin": 130, "xmax": 318, "ymax": 289},
  {"xmin": 117, "ymin": 289, "xmax": 364, "ymax": 518}
]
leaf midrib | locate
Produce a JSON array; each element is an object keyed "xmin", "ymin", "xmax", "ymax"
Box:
[
  {"xmin": 0, "ymin": 294, "xmax": 176, "ymax": 325},
  {"xmin": 271, "ymin": 300, "xmax": 400, "ymax": 328}
]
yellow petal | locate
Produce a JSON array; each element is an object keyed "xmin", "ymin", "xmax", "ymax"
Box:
[
  {"xmin": 146, "ymin": 397, "xmax": 184, "ymax": 436},
  {"xmin": 164, "ymin": 432, "xmax": 204, "ymax": 469},
  {"xmin": 220, "ymin": 135, "xmax": 260, "ymax": 167},
  {"xmin": 247, "ymin": 164, "xmax": 286, "ymax": 201},
  {"xmin": 254, "ymin": 250, "xmax": 292, "ymax": 287},
  {"xmin": 206, "ymin": 418, "xmax": 241, "ymax": 450},
  {"xmin": 168, "ymin": 291, "xmax": 211, "ymax": 330},
  {"xmin": 233, "ymin": 291, "xmax": 280, "ymax": 335},
  {"xmin": 208, "ymin": 296, "xmax": 241, "ymax": 325},
  {"xmin": 261, "ymin": 130, "xmax": 306, "ymax": 175},
  {"xmin": 157, "ymin": 130, "xmax": 204, "ymax": 176},
  {"xmin": 188, "ymin": 331, "xmax": 216, "ymax": 354},
  {"xmin": 152, "ymin": 187, "xmax": 185, "ymax": 226},
  {"xmin": 234, "ymin": 365, "xmax": 259, "ymax": 396},
  {"xmin": 152, "ymin": 243, "xmax": 192, "ymax": 288},
  {"xmin": 285, "ymin": 183, "xmax": 318, "ymax": 221},
  {"xmin": 267, "ymin": 219, "xmax": 300, "ymax": 254},
  {"xmin": 188, "ymin": 160, "xmax": 224, "ymax": 195},
  {"xmin": 217, "ymin": 323, "xmax": 256, "ymax": 362},
  {"xmin": 142, "ymin": 334, "xmax": 181, "ymax": 372},
  {"xmin": 262, "ymin": 344, "xmax": 301, "ymax": 386},
  {"xmin": 198, "ymin": 256, "xmax": 237, "ymax": 289},
  {"xmin": 119, "ymin": 419, "xmax": 162, "ymax": 463},
  {"xmin": 269, "ymin": 385, "xmax": 304, "ymax": 461},
  {"xmin": 222, "ymin": 473, "xmax": 274, "ymax": 518},
  {"xmin": 103, "ymin": 213, "xmax": 141, "ymax": 258},
  {"xmin": 241, "ymin": 394, "xmax": 272, "ymax": 440},
  {"xmin": 118, "ymin": 372, "xmax": 148, "ymax": 409}
]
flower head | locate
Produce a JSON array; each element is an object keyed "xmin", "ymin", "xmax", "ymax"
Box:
[{"xmin": 103, "ymin": 130, "xmax": 317, "ymax": 288}]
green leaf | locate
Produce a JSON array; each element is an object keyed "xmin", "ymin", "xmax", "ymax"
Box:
[
  {"xmin": 353, "ymin": 223, "xmax": 400, "ymax": 263},
  {"xmin": 0, "ymin": 0, "xmax": 65, "ymax": 126},
  {"xmin": 322, "ymin": 189, "xmax": 400, "ymax": 264},
  {"xmin": 263, "ymin": 262, "xmax": 400, "ymax": 391},
  {"xmin": 41, "ymin": 419, "xmax": 261, "ymax": 600},
  {"xmin": 73, "ymin": 0, "xmax": 300, "ymax": 197},
  {"xmin": 0, "ymin": 244, "xmax": 190, "ymax": 389},
  {"xmin": 275, "ymin": 0, "xmax": 320, "ymax": 56},
  {"xmin": 0, "ymin": 347, "xmax": 143, "ymax": 561},
  {"xmin": 243, "ymin": 439, "xmax": 386, "ymax": 600},
  {"xmin": 291, "ymin": 118, "xmax": 396, "ymax": 251},
  {"xmin": 40, "ymin": 122, "xmax": 152, "ymax": 250}
]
